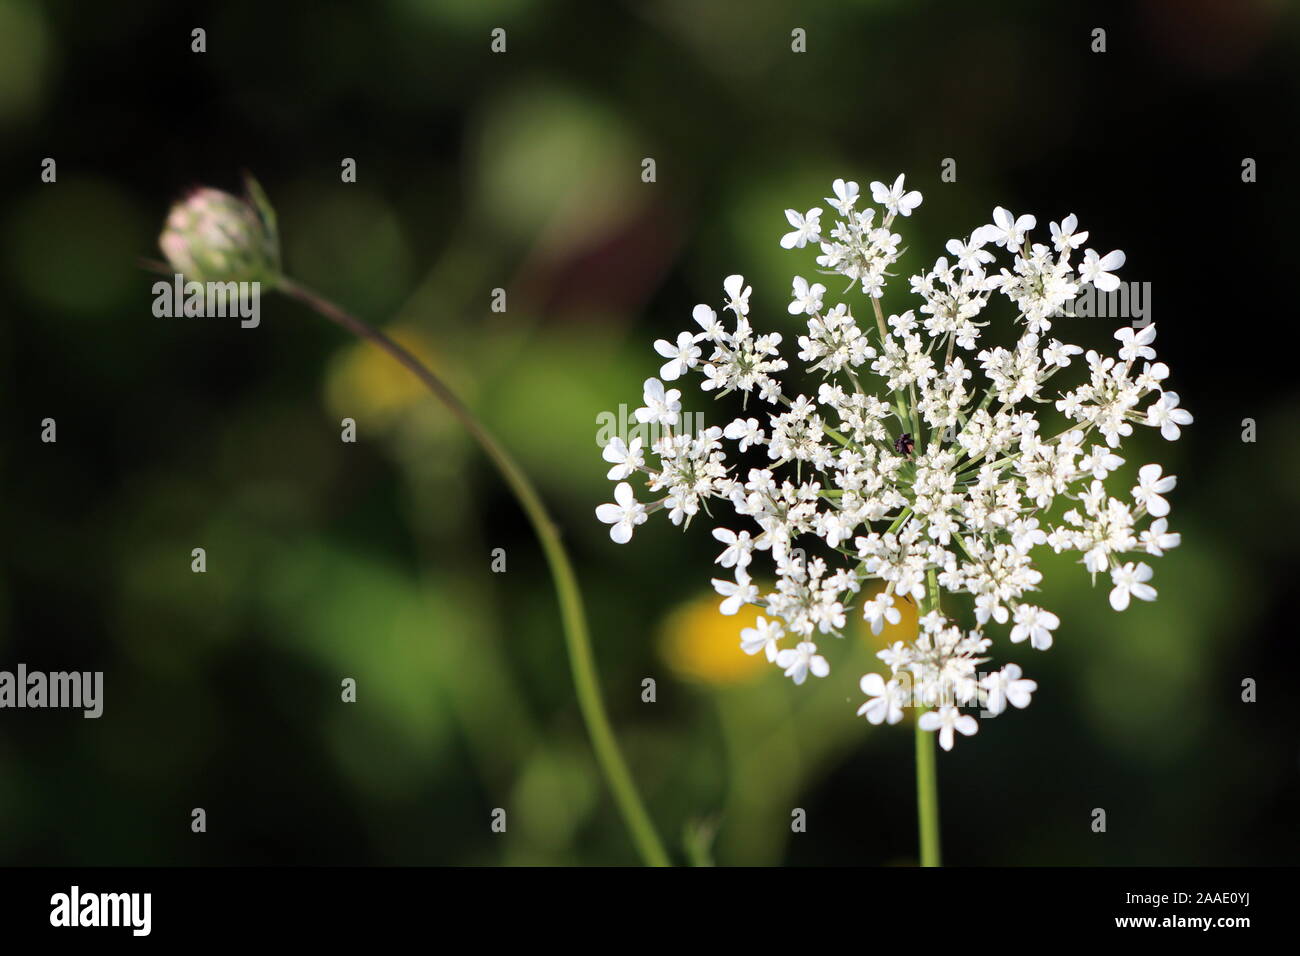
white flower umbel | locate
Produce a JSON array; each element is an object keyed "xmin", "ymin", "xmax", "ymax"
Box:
[{"xmin": 596, "ymin": 175, "xmax": 1190, "ymax": 751}]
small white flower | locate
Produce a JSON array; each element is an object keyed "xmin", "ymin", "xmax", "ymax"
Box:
[
  {"xmin": 945, "ymin": 245, "xmax": 994, "ymax": 283},
  {"xmin": 723, "ymin": 274, "xmax": 752, "ymax": 316},
  {"xmin": 634, "ymin": 377, "xmax": 681, "ymax": 427},
  {"xmin": 712, "ymin": 527, "xmax": 758, "ymax": 571},
  {"xmin": 1115, "ymin": 323, "xmax": 1157, "ymax": 362},
  {"xmin": 863, "ymin": 592, "xmax": 902, "ymax": 635},
  {"xmin": 1042, "ymin": 339, "xmax": 1084, "ymax": 367},
  {"xmin": 712, "ymin": 574, "xmax": 759, "ymax": 615},
  {"xmin": 776, "ymin": 641, "xmax": 830, "ymax": 685},
  {"xmin": 975, "ymin": 593, "xmax": 1009, "ymax": 625},
  {"xmin": 826, "ymin": 178, "xmax": 860, "ymax": 215},
  {"xmin": 1050, "ymin": 213, "xmax": 1088, "ymax": 252},
  {"xmin": 1140, "ymin": 517, "xmax": 1181, "ymax": 556},
  {"xmin": 1145, "ymin": 391, "xmax": 1193, "ymax": 440},
  {"xmin": 1109, "ymin": 561, "xmax": 1157, "ymax": 611},
  {"xmin": 919, "ymin": 706, "xmax": 978, "ymax": 751},
  {"xmin": 1079, "ymin": 248, "xmax": 1126, "ymax": 292},
  {"xmin": 789, "ymin": 275, "xmax": 826, "ymax": 316},
  {"xmin": 870, "ymin": 174, "xmax": 922, "ymax": 217},
  {"xmin": 858, "ymin": 672, "xmax": 905, "ymax": 724},
  {"xmin": 653, "ymin": 330, "xmax": 702, "ymax": 381},
  {"xmin": 981, "ymin": 664, "xmax": 1037, "ymax": 716},
  {"xmin": 1132, "ymin": 463, "xmax": 1176, "ymax": 518},
  {"xmin": 601, "ymin": 435, "xmax": 644, "ymax": 480},
  {"xmin": 1078, "ymin": 444, "xmax": 1124, "ymax": 480},
  {"xmin": 983, "ymin": 206, "xmax": 1036, "ymax": 249},
  {"xmin": 780, "ymin": 207, "xmax": 822, "ymax": 249},
  {"xmin": 723, "ymin": 416, "xmax": 764, "ymax": 451},
  {"xmin": 740, "ymin": 615, "xmax": 783, "ymax": 662},
  {"xmin": 595, "ymin": 482, "xmax": 647, "ymax": 543},
  {"xmin": 1009, "ymin": 605, "xmax": 1059, "ymax": 650},
  {"xmin": 693, "ymin": 303, "xmax": 725, "ymax": 340}
]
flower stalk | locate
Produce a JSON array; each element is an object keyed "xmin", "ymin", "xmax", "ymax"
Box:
[
  {"xmin": 914, "ymin": 718, "xmax": 940, "ymax": 867},
  {"xmin": 153, "ymin": 178, "xmax": 671, "ymax": 867},
  {"xmin": 916, "ymin": 568, "xmax": 942, "ymax": 867},
  {"xmin": 277, "ymin": 277, "xmax": 672, "ymax": 867}
]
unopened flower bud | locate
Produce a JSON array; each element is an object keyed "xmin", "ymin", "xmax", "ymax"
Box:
[{"xmin": 159, "ymin": 175, "xmax": 280, "ymax": 285}]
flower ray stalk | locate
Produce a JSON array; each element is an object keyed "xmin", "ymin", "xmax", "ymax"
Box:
[{"xmin": 277, "ymin": 277, "xmax": 672, "ymax": 868}]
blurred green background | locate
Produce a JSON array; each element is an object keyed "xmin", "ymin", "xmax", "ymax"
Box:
[{"xmin": 1, "ymin": 0, "xmax": 1298, "ymax": 865}]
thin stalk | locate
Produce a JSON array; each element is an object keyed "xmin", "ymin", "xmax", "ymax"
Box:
[
  {"xmin": 914, "ymin": 713, "xmax": 941, "ymax": 866},
  {"xmin": 915, "ymin": 568, "xmax": 942, "ymax": 867},
  {"xmin": 278, "ymin": 277, "xmax": 671, "ymax": 867}
]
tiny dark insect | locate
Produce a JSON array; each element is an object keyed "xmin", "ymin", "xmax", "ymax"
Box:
[{"xmin": 894, "ymin": 432, "xmax": 915, "ymax": 457}]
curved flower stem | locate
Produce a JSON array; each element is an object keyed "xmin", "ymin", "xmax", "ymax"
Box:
[
  {"xmin": 278, "ymin": 277, "xmax": 672, "ymax": 868},
  {"xmin": 916, "ymin": 568, "xmax": 942, "ymax": 867}
]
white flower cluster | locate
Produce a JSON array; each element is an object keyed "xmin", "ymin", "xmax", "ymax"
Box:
[{"xmin": 596, "ymin": 175, "xmax": 1191, "ymax": 749}]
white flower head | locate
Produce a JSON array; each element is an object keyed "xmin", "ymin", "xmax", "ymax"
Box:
[{"xmin": 597, "ymin": 171, "xmax": 1186, "ymax": 752}]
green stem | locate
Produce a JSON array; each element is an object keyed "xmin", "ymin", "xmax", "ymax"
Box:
[
  {"xmin": 914, "ymin": 714, "xmax": 941, "ymax": 867},
  {"xmin": 916, "ymin": 567, "xmax": 942, "ymax": 867},
  {"xmin": 278, "ymin": 277, "xmax": 671, "ymax": 867}
]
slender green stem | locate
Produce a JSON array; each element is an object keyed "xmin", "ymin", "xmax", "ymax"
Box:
[
  {"xmin": 915, "ymin": 572, "xmax": 942, "ymax": 866},
  {"xmin": 278, "ymin": 277, "xmax": 671, "ymax": 867},
  {"xmin": 914, "ymin": 714, "xmax": 941, "ymax": 867}
]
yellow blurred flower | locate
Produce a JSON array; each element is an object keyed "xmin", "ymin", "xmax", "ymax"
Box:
[
  {"xmin": 325, "ymin": 326, "xmax": 467, "ymax": 431},
  {"xmin": 658, "ymin": 592, "xmax": 768, "ymax": 686}
]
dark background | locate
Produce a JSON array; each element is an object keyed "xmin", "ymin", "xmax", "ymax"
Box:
[{"xmin": 0, "ymin": 0, "xmax": 1297, "ymax": 865}]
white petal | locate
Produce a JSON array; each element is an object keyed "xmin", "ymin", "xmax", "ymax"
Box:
[
  {"xmin": 860, "ymin": 673, "xmax": 886, "ymax": 695},
  {"xmin": 1109, "ymin": 585, "xmax": 1131, "ymax": 611}
]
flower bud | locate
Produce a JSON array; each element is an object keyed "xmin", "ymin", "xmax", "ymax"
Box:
[{"xmin": 158, "ymin": 175, "xmax": 280, "ymax": 285}]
